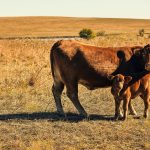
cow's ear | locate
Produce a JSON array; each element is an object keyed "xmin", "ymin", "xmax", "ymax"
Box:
[
  {"xmin": 107, "ymin": 75, "xmax": 115, "ymax": 81},
  {"xmin": 144, "ymin": 44, "xmax": 150, "ymax": 52},
  {"xmin": 124, "ymin": 76, "xmax": 132, "ymax": 84},
  {"xmin": 131, "ymin": 47, "xmax": 141, "ymax": 54}
]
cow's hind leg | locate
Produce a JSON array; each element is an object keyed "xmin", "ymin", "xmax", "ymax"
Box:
[
  {"xmin": 66, "ymin": 82, "xmax": 87, "ymax": 117},
  {"xmin": 52, "ymin": 81, "xmax": 64, "ymax": 115}
]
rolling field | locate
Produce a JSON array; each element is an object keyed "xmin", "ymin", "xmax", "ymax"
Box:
[
  {"xmin": 0, "ymin": 16, "xmax": 150, "ymax": 38},
  {"xmin": 0, "ymin": 17, "xmax": 150, "ymax": 150}
]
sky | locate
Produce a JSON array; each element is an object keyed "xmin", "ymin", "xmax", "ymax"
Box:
[{"xmin": 0, "ymin": 0, "xmax": 150, "ymax": 19}]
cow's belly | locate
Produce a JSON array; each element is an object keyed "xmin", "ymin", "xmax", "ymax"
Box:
[
  {"xmin": 77, "ymin": 65, "xmax": 114, "ymax": 89},
  {"xmin": 79, "ymin": 77, "xmax": 111, "ymax": 90},
  {"xmin": 79, "ymin": 80, "xmax": 97, "ymax": 90}
]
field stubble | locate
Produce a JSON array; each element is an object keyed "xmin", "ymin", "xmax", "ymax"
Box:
[{"xmin": 0, "ymin": 34, "xmax": 150, "ymax": 150}]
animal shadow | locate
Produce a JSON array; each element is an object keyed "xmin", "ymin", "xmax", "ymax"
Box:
[{"xmin": 0, "ymin": 112, "xmax": 114, "ymax": 122}]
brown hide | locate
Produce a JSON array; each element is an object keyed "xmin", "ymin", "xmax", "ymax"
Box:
[
  {"xmin": 50, "ymin": 40, "xmax": 144, "ymax": 116},
  {"xmin": 51, "ymin": 40, "xmax": 140, "ymax": 89},
  {"xmin": 110, "ymin": 71, "xmax": 150, "ymax": 119}
]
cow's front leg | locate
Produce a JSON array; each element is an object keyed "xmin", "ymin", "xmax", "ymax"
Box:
[{"xmin": 66, "ymin": 82, "xmax": 87, "ymax": 117}]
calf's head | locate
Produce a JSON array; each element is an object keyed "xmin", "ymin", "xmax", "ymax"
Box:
[{"xmin": 108, "ymin": 74, "xmax": 132, "ymax": 97}]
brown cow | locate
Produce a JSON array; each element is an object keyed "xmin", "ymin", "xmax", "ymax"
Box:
[
  {"xmin": 50, "ymin": 40, "xmax": 150, "ymax": 117},
  {"xmin": 108, "ymin": 71, "xmax": 150, "ymax": 120}
]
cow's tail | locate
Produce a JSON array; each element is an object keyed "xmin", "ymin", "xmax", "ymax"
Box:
[
  {"xmin": 50, "ymin": 45, "xmax": 55, "ymax": 78},
  {"xmin": 50, "ymin": 41, "xmax": 62, "ymax": 78}
]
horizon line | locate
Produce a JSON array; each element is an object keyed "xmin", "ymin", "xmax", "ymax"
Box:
[{"xmin": 0, "ymin": 15, "xmax": 150, "ymax": 20}]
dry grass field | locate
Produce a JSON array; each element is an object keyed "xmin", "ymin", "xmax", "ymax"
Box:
[
  {"xmin": 0, "ymin": 16, "xmax": 150, "ymax": 38},
  {"xmin": 0, "ymin": 17, "xmax": 150, "ymax": 150}
]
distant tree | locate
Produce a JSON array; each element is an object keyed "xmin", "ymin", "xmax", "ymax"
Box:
[{"xmin": 79, "ymin": 28, "xmax": 96, "ymax": 40}]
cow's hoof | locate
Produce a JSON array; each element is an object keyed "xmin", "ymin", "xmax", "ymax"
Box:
[
  {"xmin": 121, "ymin": 117, "xmax": 127, "ymax": 121},
  {"xmin": 114, "ymin": 113, "xmax": 123, "ymax": 120},
  {"xmin": 114, "ymin": 116, "xmax": 120, "ymax": 121},
  {"xmin": 129, "ymin": 111, "xmax": 137, "ymax": 116},
  {"xmin": 80, "ymin": 112, "xmax": 88, "ymax": 118},
  {"xmin": 143, "ymin": 114, "xmax": 148, "ymax": 119},
  {"xmin": 57, "ymin": 111, "xmax": 66, "ymax": 117},
  {"xmin": 114, "ymin": 115, "xmax": 119, "ymax": 120},
  {"xmin": 119, "ymin": 112, "xmax": 123, "ymax": 118}
]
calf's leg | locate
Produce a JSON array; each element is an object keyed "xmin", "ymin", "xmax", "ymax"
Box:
[
  {"xmin": 128, "ymin": 101, "xmax": 137, "ymax": 116},
  {"xmin": 123, "ymin": 98, "xmax": 130, "ymax": 120},
  {"xmin": 114, "ymin": 98, "xmax": 122, "ymax": 119},
  {"xmin": 143, "ymin": 98, "xmax": 150, "ymax": 118}
]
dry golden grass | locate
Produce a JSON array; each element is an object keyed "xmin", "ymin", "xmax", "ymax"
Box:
[
  {"xmin": 0, "ymin": 16, "xmax": 150, "ymax": 37},
  {"xmin": 0, "ymin": 34, "xmax": 150, "ymax": 150},
  {"xmin": 0, "ymin": 16, "xmax": 150, "ymax": 149}
]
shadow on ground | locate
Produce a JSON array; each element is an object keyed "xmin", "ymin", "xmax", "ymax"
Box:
[{"xmin": 0, "ymin": 112, "xmax": 115, "ymax": 122}]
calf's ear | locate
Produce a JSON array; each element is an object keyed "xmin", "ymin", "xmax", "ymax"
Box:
[
  {"xmin": 107, "ymin": 75, "xmax": 115, "ymax": 81},
  {"xmin": 124, "ymin": 76, "xmax": 132, "ymax": 84}
]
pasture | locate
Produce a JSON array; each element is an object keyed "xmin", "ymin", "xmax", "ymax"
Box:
[
  {"xmin": 0, "ymin": 16, "xmax": 150, "ymax": 38},
  {"xmin": 0, "ymin": 17, "xmax": 150, "ymax": 150}
]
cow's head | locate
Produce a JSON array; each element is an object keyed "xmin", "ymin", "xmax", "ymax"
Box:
[
  {"xmin": 132, "ymin": 44, "xmax": 150, "ymax": 71},
  {"xmin": 108, "ymin": 74, "xmax": 132, "ymax": 98},
  {"xmin": 143, "ymin": 44, "xmax": 150, "ymax": 70}
]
